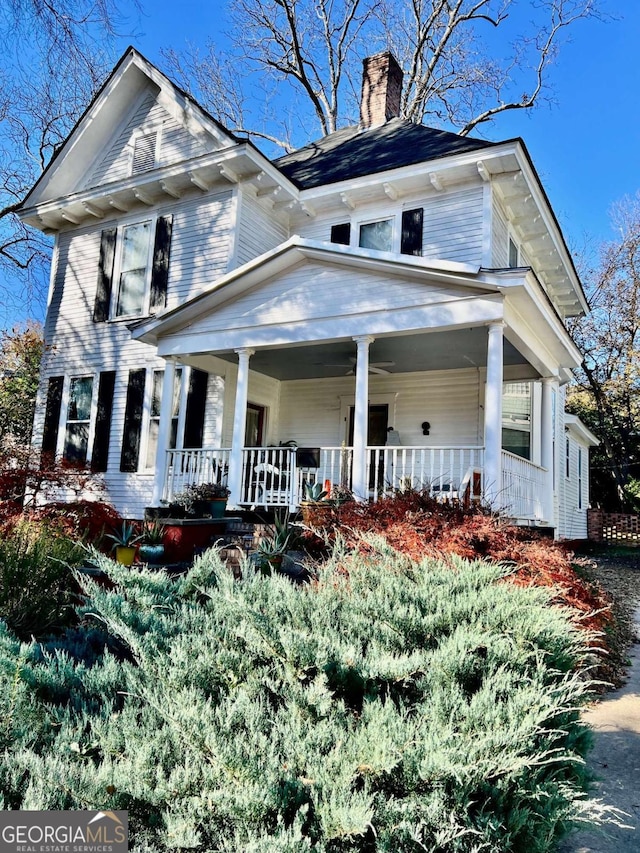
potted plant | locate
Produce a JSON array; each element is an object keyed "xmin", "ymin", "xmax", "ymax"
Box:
[
  {"xmin": 255, "ymin": 513, "xmax": 296, "ymax": 575},
  {"xmin": 300, "ymin": 481, "xmax": 333, "ymax": 528},
  {"xmin": 174, "ymin": 483, "xmax": 230, "ymax": 518},
  {"xmin": 106, "ymin": 521, "xmax": 141, "ymax": 566},
  {"xmin": 138, "ymin": 521, "xmax": 166, "ymax": 565}
]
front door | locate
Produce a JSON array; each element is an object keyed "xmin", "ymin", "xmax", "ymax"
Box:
[{"xmin": 348, "ymin": 404, "xmax": 389, "ymax": 490}]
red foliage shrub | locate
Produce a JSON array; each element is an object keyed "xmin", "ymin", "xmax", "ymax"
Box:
[
  {"xmin": 0, "ymin": 501, "xmax": 123, "ymax": 551},
  {"xmin": 331, "ymin": 491, "xmax": 612, "ymax": 639},
  {"xmin": 30, "ymin": 501, "xmax": 123, "ymax": 549}
]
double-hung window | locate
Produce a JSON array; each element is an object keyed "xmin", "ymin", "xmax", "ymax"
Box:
[
  {"xmin": 93, "ymin": 214, "xmax": 173, "ymax": 323},
  {"xmin": 64, "ymin": 376, "xmax": 93, "ymax": 463},
  {"xmin": 146, "ymin": 367, "xmax": 183, "ymax": 469},
  {"xmin": 114, "ymin": 221, "xmax": 153, "ymax": 318}
]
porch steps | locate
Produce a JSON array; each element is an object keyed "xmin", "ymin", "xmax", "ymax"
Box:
[{"xmin": 216, "ymin": 520, "xmax": 275, "ymax": 574}]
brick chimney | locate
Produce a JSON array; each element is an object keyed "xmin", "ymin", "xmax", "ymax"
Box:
[{"xmin": 360, "ymin": 51, "xmax": 403, "ymax": 129}]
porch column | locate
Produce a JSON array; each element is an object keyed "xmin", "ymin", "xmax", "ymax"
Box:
[
  {"xmin": 541, "ymin": 377, "xmax": 557, "ymax": 526},
  {"xmin": 352, "ymin": 335, "xmax": 374, "ymax": 501},
  {"xmin": 483, "ymin": 322, "xmax": 504, "ymax": 508},
  {"xmin": 228, "ymin": 348, "xmax": 254, "ymax": 508},
  {"xmin": 151, "ymin": 359, "xmax": 176, "ymax": 505}
]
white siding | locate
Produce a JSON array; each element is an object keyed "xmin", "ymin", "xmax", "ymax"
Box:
[
  {"xmin": 191, "ymin": 261, "xmax": 473, "ymax": 336},
  {"xmin": 295, "ymin": 186, "xmax": 485, "ymax": 267},
  {"xmin": 84, "ymin": 91, "xmax": 213, "ymax": 189},
  {"xmin": 278, "ymin": 368, "xmax": 483, "ymax": 448},
  {"xmin": 235, "ymin": 192, "xmax": 289, "ymax": 267},
  {"xmin": 34, "ymin": 189, "xmax": 235, "ymax": 518},
  {"xmin": 558, "ymin": 435, "xmax": 589, "ymax": 539},
  {"xmin": 166, "ymin": 191, "xmax": 233, "ymax": 306},
  {"xmin": 492, "ymin": 196, "xmax": 509, "ymax": 268},
  {"xmin": 422, "ymin": 187, "xmax": 484, "ymax": 265}
]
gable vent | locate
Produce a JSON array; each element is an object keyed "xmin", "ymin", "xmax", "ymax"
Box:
[{"xmin": 132, "ymin": 132, "xmax": 157, "ymax": 175}]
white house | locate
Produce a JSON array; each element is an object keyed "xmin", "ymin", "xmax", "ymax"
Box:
[{"xmin": 18, "ymin": 47, "xmax": 597, "ymax": 537}]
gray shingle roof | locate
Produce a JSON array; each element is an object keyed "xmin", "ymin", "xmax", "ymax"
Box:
[{"xmin": 275, "ymin": 117, "xmax": 497, "ymax": 190}]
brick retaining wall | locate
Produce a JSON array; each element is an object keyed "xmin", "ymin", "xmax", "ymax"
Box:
[{"xmin": 588, "ymin": 509, "xmax": 640, "ymax": 545}]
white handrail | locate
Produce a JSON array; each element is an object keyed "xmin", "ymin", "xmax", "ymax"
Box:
[
  {"xmin": 500, "ymin": 450, "xmax": 547, "ymax": 521},
  {"xmin": 163, "ymin": 448, "xmax": 231, "ymax": 503},
  {"xmin": 368, "ymin": 445, "xmax": 485, "ymax": 501}
]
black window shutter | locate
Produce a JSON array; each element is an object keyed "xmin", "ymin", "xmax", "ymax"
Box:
[
  {"xmin": 91, "ymin": 371, "xmax": 116, "ymax": 472},
  {"xmin": 93, "ymin": 227, "xmax": 117, "ymax": 322},
  {"xmin": 149, "ymin": 214, "xmax": 173, "ymax": 313},
  {"xmin": 183, "ymin": 369, "xmax": 208, "ymax": 448},
  {"xmin": 401, "ymin": 208, "xmax": 423, "ymax": 256},
  {"xmin": 120, "ymin": 369, "xmax": 146, "ymax": 472},
  {"xmin": 42, "ymin": 376, "xmax": 64, "ymax": 457},
  {"xmin": 330, "ymin": 223, "xmax": 351, "ymax": 245}
]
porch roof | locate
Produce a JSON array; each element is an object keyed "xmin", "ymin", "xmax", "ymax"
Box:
[{"xmin": 132, "ymin": 236, "xmax": 497, "ymax": 346}]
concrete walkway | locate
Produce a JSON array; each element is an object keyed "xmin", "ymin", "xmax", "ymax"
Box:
[{"xmin": 559, "ymin": 607, "xmax": 640, "ymax": 852}]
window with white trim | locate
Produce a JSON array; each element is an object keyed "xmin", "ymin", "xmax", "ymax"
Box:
[
  {"xmin": 565, "ymin": 436, "xmax": 570, "ymax": 478},
  {"xmin": 502, "ymin": 381, "xmax": 532, "ymax": 460},
  {"xmin": 64, "ymin": 376, "xmax": 93, "ymax": 463},
  {"xmin": 113, "ymin": 220, "xmax": 153, "ymax": 318},
  {"xmin": 578, "ymin": 446, "xmax": 583, "ymax": 509},
  {"xmin": 508, "ymin": 236, "xmax": 519, "ymax": 268},
  {"xmin": 145, "ymin": 367, "xmax": 183, "ymax": 469},
  {"xmin": 359, "ymin": 218, "xmax": 393, "ymax": 252}
]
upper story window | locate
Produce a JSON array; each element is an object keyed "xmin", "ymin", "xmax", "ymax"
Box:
[
  {"xmin": 131, "ymin": 131, "xmax": 158, "ymax": 175},
  {"xmin": 114, "ymin": 221, "xmax": 153, "ymax": 318},
  {"xmin": 331, "ymin": 208, "xmax": 423, "ymax": 256},
  {"xmin": 64, "ymin": 376, "xmax": 93, "ymax": 463},
  {"xmin": 93, "ymin": 214, "xmax": 173, "ymax": 324},
  {"xmin": 508, "ymin": 236, "xmax": 519, "ymax": 268},
  {"xmin": 359, "ymin": 218, "xmax": 393, "ymax": 252}
]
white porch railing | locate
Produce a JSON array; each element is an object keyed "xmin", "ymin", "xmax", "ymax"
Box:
[
  {"xmin": 162, "ymin": 446, "xmax": 547, "ymax": 522},
  {"xmin": 163, "ymin": 448, "xmax": 231, "ymax": 502},
  {"xmin": 500, "ymin": 450, "xmax": 546, "ymax": 521},
  {"xmin": 369, "ymin": 446, "xmax": 484, "ymax": 502},
  {"xmin": 163, "ymin": 445, "xmax": 483, "ymax": 507},
  {"xmin": 238, "ymin": 446, "xmax": 353, "ymax": 508}
]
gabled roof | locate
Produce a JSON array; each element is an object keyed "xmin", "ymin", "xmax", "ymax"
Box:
[
  {"xmin": 20, "ymin": 46, "xmax": 242, "ymax": 210},
  {"xmin": 275, "ymin": 117, "xmax": 497, "ymax": 190}
]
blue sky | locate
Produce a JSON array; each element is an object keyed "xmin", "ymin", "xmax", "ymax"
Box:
[
  {"xmin": 5, "ymin": 1, "xmax": 638, "ymax": 328},
  {"xmin": 122, "ymin": 0, "xmax": 638, "ymax": 255}
]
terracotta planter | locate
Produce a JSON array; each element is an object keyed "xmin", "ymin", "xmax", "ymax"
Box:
[{"xmin": 300, "ymin": 502, "xmax": 335, "ymax": 528}]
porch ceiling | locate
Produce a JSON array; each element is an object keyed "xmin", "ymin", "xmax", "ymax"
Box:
[{"xmin": 204, "ymin": 327, "xmax": 530, "ymax": 381}]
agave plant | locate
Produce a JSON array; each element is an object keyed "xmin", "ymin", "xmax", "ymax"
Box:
[
  {"xmin": 302, "ymin": 481, "xmax": 328, "ymax": 502},
  {"xmin": 105, "ymin": 520, "xmax": 141, "ymax": 550}
]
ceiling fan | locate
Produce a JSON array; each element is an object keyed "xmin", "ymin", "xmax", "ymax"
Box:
[{"xmin": 321, "ymin": 357, "xmax": 395, "ymax": 375}]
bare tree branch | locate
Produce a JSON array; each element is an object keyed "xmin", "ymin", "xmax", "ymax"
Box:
[
  {"xmin": 0, "ymin": 0, "xmax": 134, "ymax": 323},
  {"xmin": 165, "ymin": 0, "xmax": 604, "ymax": 155}
]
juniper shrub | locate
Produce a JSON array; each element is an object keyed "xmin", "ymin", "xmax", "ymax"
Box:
[{"xmin": 0, "ymin": 543, "xmax": 598, "ymax": 851}]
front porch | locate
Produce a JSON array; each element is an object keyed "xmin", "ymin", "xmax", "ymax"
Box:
[{"xmin": 160, "ymin": 444, "xmax": 549, "ymax": 524}]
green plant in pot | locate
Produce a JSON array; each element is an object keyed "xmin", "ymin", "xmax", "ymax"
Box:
[
  {"xmin": 106, "ymin": 521, "xmax": 141, "ymax": 566},
  {"xmin": 300, "ymin": 481, "xmax": 333, "ymax": 528},
  {"xmin": 138, "ymin": 521, "xmax": 166, "ymax": 565},
  {"xmin": 174, "ymin": 483, "xmax": 230, "ymax": 518},
  {"xmin": 256, "ymin": 513, "xmax": 296, "ymax": 575}
]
